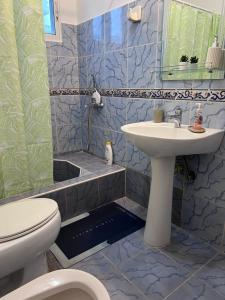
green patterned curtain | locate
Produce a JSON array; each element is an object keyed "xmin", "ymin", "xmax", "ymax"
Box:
[
  {"xmin": 0, "ymin": 0, "xmax": 53, "ymax": 199},
  {"xmin": 163, "ymin": 0, "xmax": 222, "ymax": 80}
]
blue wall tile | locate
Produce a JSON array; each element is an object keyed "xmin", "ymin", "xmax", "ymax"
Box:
[
  {"xmin": 80, "ymin": 96, "xmax": 91, "ymax": 124},
  {"xmin": 126, "ymin": 168, "xmax": 150, "ymax": 207},
  {"xmin": 109, "ymin": 131, "xmax": 127, "ymax": 166},
  {"xmin": 104, "ymin": 50, "xmax": 128, "ymax": 88},
  {"xmin": 126, "ymin": 143, "xmax": 151, "ymax": 176},
  {"xmin": 86, "ymin": 54, "xmax": 105, "ymax": 88},
  {"xmin": 128, "ymin": 0, "xmax": 158, "ymax": 47},
  {"xmin": 105, "ymin": 97, "xmax": 127, "ymax": 131},
  {"xmin": 128, "ymin": 44, "xmax": 157, "ymax": 88},
  {"xmin": 105, "ymin": 6, "xmax": 128, "ymax": 51},
  {"xmin": 88, "ymin": 126, "xmax": 106, "ymax": 158},
  {"xmin": 57, "ymin": 124, "xmax": 82, "ymax": 154},
  {"xmin": 78, "ymin": 57, "xmax": 88, "ymax": 88},
  {"xmin": 127, "ymin": 98, "xmax": 154, "ymax": 123},
  {"xmin": 51, "ymin": 56, "xmax": 79, "ymax": 88},
  {"xmin": 50, "ymin": 97, "xmax": 58, "ymax": 153},
  {"xmin": 49, "ymin": 24, "xmax": 77, "ymax": 57},
  {"xmin": 55, "ymin": 95, "xmax": 80, "ymax": 125},
  {"xmin": 182, "ymin": 195, "xmax": 225, "ymax": 246},
  {"xmin": 86, "ymin": 15, "xmax": 105, "ymax": 55},
  {"xmin": 91, "ymin": 98, "xmax": 107, "ymax": 128},
  {"xmin": 77, "ymin": 22, "xmax": 87, "ymax": 57}
]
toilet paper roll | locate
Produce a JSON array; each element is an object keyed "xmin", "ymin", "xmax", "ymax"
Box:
[{"xmin": 205, "ymin": 47, "xmax": 222, "ymax": 69}]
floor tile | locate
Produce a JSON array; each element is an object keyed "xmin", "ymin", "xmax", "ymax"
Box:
[
  {"xmin": 166, "ymin": 277, "xmax": 224, "ymax": 300},
  {"xmin": 73, "ymin": 252, "xmax": 148, "ymax": 300},
  {"xmin": 160, "ymin": 225, "xmax": 217, "ymax": 272},
  {"xmin": 46, "ymin": 193, "xmax": 222, "ymax": 300},
  {"xmin": 196, "ymin": 254, "xmax": 225, "ymax": 297},
  {"xmin": 101, "ymin": 229, "xmax": 149, "ymax": 266},
  {"xmin": 120, "ymin": 247, "xmax": 190, "ymax": 300}
]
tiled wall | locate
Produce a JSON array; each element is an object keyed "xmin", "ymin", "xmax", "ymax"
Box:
[
  {"xmin": 81, "ymin": 95, "xmax": 225, "ymax": 232},
  {"xmin": 77, "ymin": 2, "xmax": 161, "ymax": 89},
  {"xmin": 46, "ymin": 24, "xmax": 81, "ymax": 154},
  {"xmin": 76, "ymin": 0, "xmax": 225, "ymax": 91},
  {"xmin": 42, "ymin": 171, "xmax": 125, "ymax": 221},
  {"xmin": 51, "ymin": 95, "xmax": 82, "ymax": 154},
  {"xmin": 76, "ymin": 0, "xmax": 225, "ymax": 248},
  {"xmin": 46, "ymin": 0, "xmax": 225, "ymax": 248},
  {"xmin": 47, "ymin": 24, "xmax": 79, "ymax": 89}
]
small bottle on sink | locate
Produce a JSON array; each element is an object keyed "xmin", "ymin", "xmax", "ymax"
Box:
[
  {"xmin": 189, "ymin": 103, "xmax": 205, "ymax": 133},
  {"xmin": 194, "ymin": 103, "xmax": 203, "ymax": 129}
]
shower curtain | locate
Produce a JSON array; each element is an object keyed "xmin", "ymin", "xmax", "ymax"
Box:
[
  {"xmin": 164, "ymin": 0, "xmax": 221, "ymax": 79},
  {"xmin": 0, "ymin": 1, "xmax": 53, "ymax": 199}
]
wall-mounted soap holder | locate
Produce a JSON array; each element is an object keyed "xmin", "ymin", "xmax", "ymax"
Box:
[
  {"xmin": 91, "ymin": 90, "xmax": 104, "ymax": 108},
  {"xmin": 90, "ymin": 75, "xmax": 104, "ymax": 109},
  {"xmin": 128, "ymin": 6, "xmax": 142, "ymax": 22}
]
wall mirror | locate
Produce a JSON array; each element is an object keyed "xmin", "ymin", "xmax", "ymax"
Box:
[{"xmin": 162, "ymin": 0, "xmax": 225, "ymax": 80}]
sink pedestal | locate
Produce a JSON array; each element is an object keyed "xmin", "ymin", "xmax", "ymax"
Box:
[{"xmin": 144, "ymin": 156, "xmax": 175, "ymax": 247}]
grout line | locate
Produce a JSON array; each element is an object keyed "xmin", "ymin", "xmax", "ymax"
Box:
[
  {"xmin": 162, "ymin": 253, "xmax": 220, "ymax": 300},
  {"xmin": 102, "ymin": 253, "xmax": 149, "ymax": 300},
  {"xmin": 98, "ymin": 201, "xmax": 223, "ymax": 299}
]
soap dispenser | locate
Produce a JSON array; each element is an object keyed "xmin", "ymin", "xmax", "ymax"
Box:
[
  {"xmin": 194, "ymin": 103, "xmax": 203, "ymax": 128},
  {"xmin": 189, "ymin": 103, "xmax": 205, "ymax": 133}
]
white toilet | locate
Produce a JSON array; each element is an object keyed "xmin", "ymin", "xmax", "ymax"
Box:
[
  {"xmin": 1, "ymin": 269, "xmax": 111, "ymax": 300},
  {"xmin": 0, "ymin": 198, "xmax": 61, "ymax": 294}
]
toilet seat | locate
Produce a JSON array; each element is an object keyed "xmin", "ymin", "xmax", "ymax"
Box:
[{"xmin": 0, "ymin": 198, "xmax": 58, "ymax": 243}]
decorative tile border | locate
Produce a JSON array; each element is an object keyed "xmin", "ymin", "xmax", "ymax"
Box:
[
  {"xmin": 50, "ymin": 88, "xmax": 80, "ymax": 96},
  {"xmin": 50, "ymin": 88, "xmax": 225, "ymax": 102}
]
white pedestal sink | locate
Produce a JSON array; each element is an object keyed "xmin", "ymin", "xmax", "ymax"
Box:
[{"xmin": 121, "ymin": 122, "xmax": 224, "ymax": 247}]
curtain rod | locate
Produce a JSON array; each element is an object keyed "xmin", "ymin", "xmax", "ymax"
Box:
[{"xmin": 173, "ymin": 0, "xmax": 218, "ymax": 14}]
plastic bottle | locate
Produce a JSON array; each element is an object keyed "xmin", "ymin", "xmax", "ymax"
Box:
[
  {"xmin": 105, "ymin": 141, "xmax": 113, "ymax": 165},
  {"xmin": 194, "ymin": 103, "xmax": 203, "ymax": 129}
]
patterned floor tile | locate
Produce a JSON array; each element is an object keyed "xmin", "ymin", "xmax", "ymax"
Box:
[
  {"xmin": 166, "ymin": 277, "xmax": 224, "ymax": 300},
  {"xmin": 73, "ymin": 252, "xmax": 148, "ymax": 300},
  {"xmin": 101, "ymin": 229, "xmax": 149, "ymax": 266},
  {"xmin": 196, "ymin": 254, "xmax": 225, "ymax": 298},
  {"xmin": 120, "ymin": 247, "xmax": 190, "ymax": 300},
  {"xmin": 160, "ymin": 225, "xmax": 217, "ymax": 272},
  {"xmin": 46, "ymin": 195, "xmax": 221, "ymax": 300}
]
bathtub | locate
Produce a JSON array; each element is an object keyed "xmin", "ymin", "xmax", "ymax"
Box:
[{"xmin": 53, "ymin": 160, "xmax": 80, "ymax": 183}]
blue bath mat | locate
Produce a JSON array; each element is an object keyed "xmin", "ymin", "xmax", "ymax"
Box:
[{"xmin": 51, "ymin": 202, "xmax": 145, "ymax": 267}]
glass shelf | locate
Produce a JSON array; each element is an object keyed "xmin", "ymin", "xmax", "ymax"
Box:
[{"xmin": 158, "ymin": 64, "xmax": 225, "ymax": 80}]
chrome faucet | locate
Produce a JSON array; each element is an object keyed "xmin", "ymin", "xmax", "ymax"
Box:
[{"xmin": 167, "ymin": 107, "xmax": 182, "ymax": 128}]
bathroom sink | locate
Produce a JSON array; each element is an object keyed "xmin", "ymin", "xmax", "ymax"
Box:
[
  {"xmin": 121, "ymin": 122, "xmax": 224, "ymax": 247},
  {"xmin": 121, "ymin": 122, "xmax": 224, "ymax": 157}
]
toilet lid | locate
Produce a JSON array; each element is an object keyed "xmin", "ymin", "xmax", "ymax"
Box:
[{"xmin": 0, "ymin": 198, "xmax": 58, "ymax": 243}]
